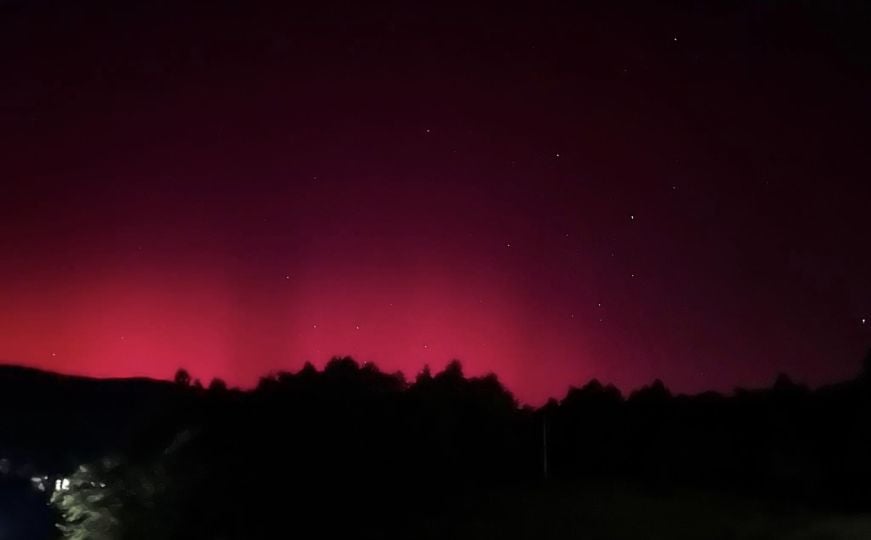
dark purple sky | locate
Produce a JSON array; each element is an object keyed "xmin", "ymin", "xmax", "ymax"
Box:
[{"xmin": 1, "ymin": 0, "xmax": 870, "ymax": 403}]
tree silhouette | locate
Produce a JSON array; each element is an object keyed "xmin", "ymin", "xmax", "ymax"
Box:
[
  {"xmin": 16, "ymin": 349, "xmax": 871, "ymax": 538},
  {"xmin": 207, "ymin": 378, "xmax": 227, "ymax": 393},
  {"xmin": 173, "ymin": 369, "xmax": 191, "ymax": 387}
]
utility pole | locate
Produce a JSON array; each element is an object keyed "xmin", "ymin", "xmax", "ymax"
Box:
[{"xmin": 542, "ymin": 416, "xmax": 549, "ymax": 481}]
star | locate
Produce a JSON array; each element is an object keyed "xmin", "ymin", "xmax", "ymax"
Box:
[
  {"xmin": 312, "ymin": 324, "xmax": 318, "ymax": 329},
  {"xmin": 862, "ymin": 318, "xmax": 868, "ymax": 325},
  {"xmin": 51, "ymin": 352, "xmax": 56, "ymax": 357},
  {"xmin": 555, "ymin": 153, "xmax": 560, "ymax": 158},
  {"xmin": 355, "ymin": 325, "xmax": 360, "ymax": 330},
  {"xmin": 630, "ymin": 214, "xmax": 635, "ymax": 221},
  {"xmin": 506, "ymin": 241, "xmax": 512, "ymax": 248}
]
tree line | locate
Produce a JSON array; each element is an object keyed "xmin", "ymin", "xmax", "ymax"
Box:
[{"xmin": 4, "ymin": 353, "xmax": 871, "ymax": 538}]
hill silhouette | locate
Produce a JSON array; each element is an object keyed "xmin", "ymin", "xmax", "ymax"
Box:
[{"xmin": 3, "ymin": 354, "xmax": 871, "ymax": 539}]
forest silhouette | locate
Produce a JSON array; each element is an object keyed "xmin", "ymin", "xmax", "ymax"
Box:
[{"xmin": 3, "ymin": 353, "xmax": 871, "ymax": 539}]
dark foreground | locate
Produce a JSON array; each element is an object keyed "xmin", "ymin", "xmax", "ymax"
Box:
[
  {"xmin": 432, "ymin": 484, "xmax": 871, "ymax": 540},
  {"xmin": 5, "ymin": 357, "xmax": 871, "ymax": 538},
  {"xmin": 9, "ymin": 478, "xmax": 871, "ymax": 540}
]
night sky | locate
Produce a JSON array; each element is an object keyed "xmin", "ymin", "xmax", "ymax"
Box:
[{"xmin": 2, "ymin": 0, "xmax": 870, "ymax": 403}]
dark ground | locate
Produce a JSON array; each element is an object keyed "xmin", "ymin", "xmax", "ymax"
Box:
[
  {"xmin": 431, "ymin": 483, "xmax": 871, "ymax": 540},
  {"xmin": 8, "ymin": 478, "xmax": 871, "ymax": 540}
]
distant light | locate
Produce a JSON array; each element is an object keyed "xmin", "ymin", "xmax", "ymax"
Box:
[{"xmin": 53, "ymin": 477, "xmax": 71, "ymax": 492}]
